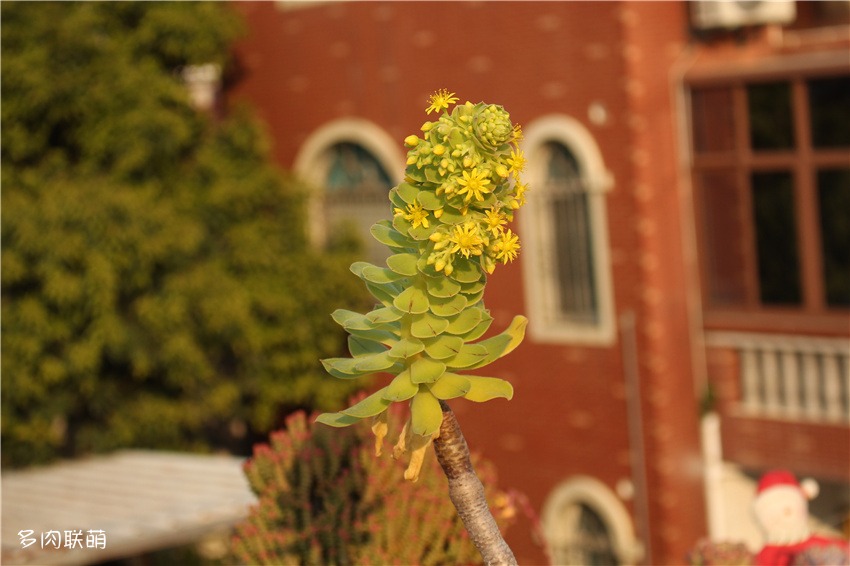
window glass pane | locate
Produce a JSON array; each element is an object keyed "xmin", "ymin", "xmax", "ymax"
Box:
[
  {"xmin": 554, "ymin": 503, "xmax": 619, "ymax": 566},
  {"xmin": 546, "ymin": 143, "xmax": 598, "ymax": 323},
  {"xmin": 809, "ymin": 76, "xmax": 850, "ymax": 148},
  {"xmin": 696, "ymin": 170, "xmax": 749, "ymax": 306},
  {"xmin": 326, "ymin": 142, "xmax": 392, "ymax": 193},
  {"xmin": 691, "ymin": 87, "xmax": 735, "ymax": 153},
  {"xmin": 324, "ymin": 142, "xmax": 393, "ymax": 263},
  {"xmin": 818, "ymin": 169, "xmax": 850, "ymax": 307},
  {"xmin": 748, "ymin": 82, "xmax": 794, "ymax": 150},
  {"xmin": 751, "ymin": 172, "xmax": 801, "ymax": 305}
]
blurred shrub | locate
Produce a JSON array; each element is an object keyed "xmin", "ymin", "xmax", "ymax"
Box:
[
  {"xmin": 231, "ymin": 403, "xmax": 515, "ymax": 565},
  {"xmin": 1, "ymin": 2, "xmax": 370, "ymax": 467}
]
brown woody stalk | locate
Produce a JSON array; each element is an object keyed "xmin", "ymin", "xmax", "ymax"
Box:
[{"xmin": 433, "ymin": 400, "xmax": 518, "ymax": 566}]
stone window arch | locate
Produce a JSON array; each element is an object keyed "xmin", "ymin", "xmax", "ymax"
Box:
[
  {"xmin": 541, "ymin": 476, "xmax": 643, "ymax": 565},
  {"xmin": 293, "ymin": 118, "xmax": 404, "ymax": 263},
  {"xmin": 519, "ymin": 115, "xmax": 616, "ymax": 345}
]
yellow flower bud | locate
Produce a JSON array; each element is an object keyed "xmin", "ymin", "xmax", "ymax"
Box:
[
  {"xmin": 433, "ymin": 144, "xmax": 445, "ymax": 156},
  {"xmin": 421, "ymin": 121, "xmax": 433, "ymax": 132},
  {"xmin": 407, "ymin": 155, "xmax": 417, "ymax": 165},
  {"xmin": 404, "ymin": 135, "xmax": 419, "ymax": 146},
  {"xmin": 371, "ymin": 412, "xmax": 388, "ymax": 457},
  {"xmin": 496, "ymin": 164, "xmax": 509, "ymax": 178}
]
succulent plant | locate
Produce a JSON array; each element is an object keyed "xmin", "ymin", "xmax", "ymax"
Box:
[{"xmin": 316, "ymin": 90, "xmax": 529, "ymax": 481}]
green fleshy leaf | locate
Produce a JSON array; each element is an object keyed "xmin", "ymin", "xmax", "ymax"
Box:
[
  {"xmin": 392, "ymin": 214, "xmax": 413, "ymax": 234},
  {"xmin": 408, "ymin": 223, "xmax": 439, "ymax": 241},
  {"xmin": 366, "ymin": 282, "xmax": 399, "ymax": 307},
  {"xmin": 450, "ymin": 258, "xmax": 483, "ymax": 284},
  {"xmin": 341, "ymin": 388, "xmax": 392, "ymax": 418},
  {"xmin": 393, "ymin": 284, "xmax": 429, "ymax": 314},
  {"xmin": 389, "ymin": 187, "xmax": 408, "ymax": 209},
  {"xmin": 354, "ymin": 350, "xmax": 396, "ymax": 372},
  {"xmin": 463, "ymin": 376, "xmax": 514, "ymax": 402},
  {"xmin": 335, "ymin": 310, "xmax": 380, "ymax": 331},
  {"xmin": 425, "ymin": 276, "xmax": 461, "ymax": 298},
  {"xmin": 371, "ymin": 221, "xmax": 410, "ymax": 249},
  {"xmin": 462, "ymin": 287, "xmax": 484, "ymax": 307},
  {"xmin": 460, "ymin": 279, "xmax": 485, "ymax": 294},
  {"xmin": 321, "ymin": 357, "xmax": 374, "ymax": 379},
  {"xmin": 383, "ymin": 370, "xmax": 418, "ymax": 401},
  {"xmin": 411, "ymin": 311, "xmax": 450, "ymax": 339},
  {"xmin": 409, "ymin": 357, "xmax": 447, "ymax": 384},
  {"xmin": 438, "ymin": 207, "xmax": 466, "ymax": 225},
  {"xmin": 422, "ymin": 335, "xmax": 464, "ymax": 360},
  {"xmin": 424, "ymin": 167, "xmax": 441, "ymax": 185},
  {"xmin": 444, "ymin": 343, "xmax": 489, "ymax": 369},
  {"xmin": 316, "ymin": 412, "xmax": 362, "ymax": 427},
  {"xmin": 416, "ymin": 190, "xmax": 442, "ymax": 210},
  {"xmin": 331, "ymin": 309, "xmax": 360, "ymax": 327},
  {"xmin": 429, "ymin": 293, "xmax": 468, "ymax": 317},
  {"xmin": 387, "ymin": 338, "xmax": 425, "ymax": 359},
  {"xmin": 459, "ymin": 312, "xmax": 493, "ymax": 341},
  {"xmin": 363, "ymin": 266, "xmax": 408, "ymax": 285},
  {"xmin": 366, "ymin": 306, "xmax": 404, "ymax": 324},
  {"xmin": 465, "ymin": 315, "xmax": 528, "ymax": 370},
  {"xmin": 446, "ymin": 307, "xmax": 485, "ymax": 335},
  {"xmin": 397, "ymin": 182, "xmax": 419, "ymax": 204},
  {"xmin": 410, "ymin": 390, "xmax": 443, "ymax": 436},
  {"xmin": 428, "ymin": 372, "xmax": 471, "ymax": 400},
  {"xmin": 349, "ymin": 261, "xmax": 371, "ymax": 278},
  {"xmin": 348, "ymin": 335, "xmax": 387, "ymax": 357},
  {"xmin": 345, "ymin": 327, "xmax": 399, "ymax": 347},
  {"xmin": 405, "ymin": 165, "xmax": 426, "ymax": 183},
  {"xmin": 386, "ymin": 253, "xmax": 419, "ymax": 277}
]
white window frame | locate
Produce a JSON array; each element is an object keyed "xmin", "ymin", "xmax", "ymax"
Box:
[
  {"xmin": 519, "ymin": 115, "xmax": 616, "ymax": 345},
  {"xmin": 541, "ymin": 475, "xmax": 644, "ymax": 565},
  {"xmin": 293, "ymin": 118, "xmax": 405, "ymax": 249}
]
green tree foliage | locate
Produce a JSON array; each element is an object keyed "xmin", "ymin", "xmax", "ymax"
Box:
[
  {"xmin": 231, "ymin": 403, "xmax": 515, "ymax": 565},
  {"xmin": 1, "ymin": 2, "xmax": 370, "ymax": 468}
]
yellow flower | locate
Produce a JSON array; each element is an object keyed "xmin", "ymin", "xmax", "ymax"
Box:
[
  {"xmin": 395, "ymin": 201, "xmax": 430, "ymax": 229},
  {"xmin": 514, "ymin": 181, "xmax": 529, "ymax": 207},
  {"xmin": 507, "ymin": 148, "xmax": 526, "ymax": 175},
  {"xmin": 449, "ymin": 222, "xmax": 485, "ymax": 258},
  {"xmin": 483, "ymin": 208, "xmax": 507, "ymax": 236},
  {"xmin": 493, "ymin": 229, "xmax": 520, "ymax": 264},
  {"xmin": 512, "ymin": 124, "xmax": 524, "ymax": 143},
  {"xmin": 456, "ymin": 168, "xmax": 492, "ymax": 203},
  {"xmin": 426, "ymin": 89, "xmax": 459, "ymax": 115}
]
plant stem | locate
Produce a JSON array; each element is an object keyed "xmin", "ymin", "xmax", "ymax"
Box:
[{"xmin": 433, "ymin": 400, "xmax": 518, "ymax": 566}]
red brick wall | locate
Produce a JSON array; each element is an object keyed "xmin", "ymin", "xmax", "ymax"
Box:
[{"xmin": 228, "ymin": 2, "xmax": 708, "ymax": 563}]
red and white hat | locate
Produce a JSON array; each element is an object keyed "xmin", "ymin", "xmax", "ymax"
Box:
[{"xmin": 757, "ymin": 469, "xmax": 819, "ymax": 500}]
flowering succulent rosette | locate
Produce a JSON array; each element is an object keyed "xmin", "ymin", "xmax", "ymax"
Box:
[{"xmin": 317, "ymin": 90, "xmax": 529, "ymax": 481}]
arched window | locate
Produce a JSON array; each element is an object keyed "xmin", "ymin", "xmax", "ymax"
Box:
[
  {"xmin": 542, "ymin": 476, "xmax": 643, "ymax": 566},
  {"xmin": 520, "ymin": 115, "xmax": 615, "ymax": 345},
  {"xmin": 294, "ymin": 119, "xmax": 404, "ymax": 264}
]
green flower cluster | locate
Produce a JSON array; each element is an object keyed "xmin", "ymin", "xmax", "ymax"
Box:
[
  {"xmin": 317, "ymin": 91, "xmax": 528, "ymax": 481},
  {"xmin": 400, "ymin": 94, "xmax": 527, "ymax": 277}
]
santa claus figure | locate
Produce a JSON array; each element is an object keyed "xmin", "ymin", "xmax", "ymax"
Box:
[{"xmin": 753, "ymin": 469, "xmax": 848, "ymax": 566}]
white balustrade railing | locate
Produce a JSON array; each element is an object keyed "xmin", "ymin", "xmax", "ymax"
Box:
[{"xmin": 706, "ymin": 332, "xmax": 850, "ymax": 424}]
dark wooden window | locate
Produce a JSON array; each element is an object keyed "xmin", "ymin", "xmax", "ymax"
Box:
[{"xmin": 690, "ymin": 73, "xmax": 850, "ymax": 333}]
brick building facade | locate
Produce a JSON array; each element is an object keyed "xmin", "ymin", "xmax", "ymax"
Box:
[{"xmin": 226, "ymin": 2, "xmax": 849, "ymax": 563}]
